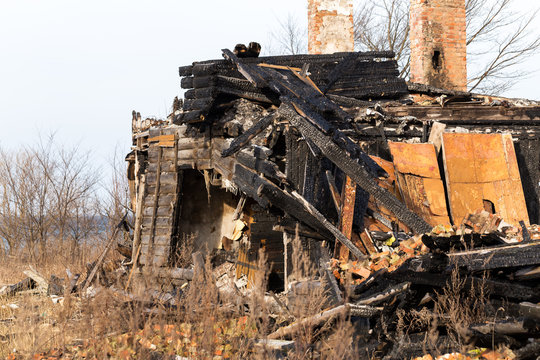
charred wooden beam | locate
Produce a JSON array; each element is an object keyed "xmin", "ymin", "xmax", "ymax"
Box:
[
  {"xmin": 259, "ymin": 184, "xmax": 366, "ymax": 260},
  {"xmin": 325, "ymin": 170, "xmax": 342, "ymax": 213},
  {"xmin": 407, "ymin": 81, "xmax": 471, "ymax": 97},
  {"xmin": 470, "ymin": 318, "xmax": 540, "ymax": 336},
  {"xmin": 282, "ymin": 105, "xmax": 432, "ymax": 234},
  {"xmin": 231, "ymin": 165, "xmax": 270, "ymax": 208},
  {"xmin": 0, "ymin": 277, "xmax": 35, "ymax": 297},
  {"xmin": 390, "ymin": 268, "xmax": 538, "ymax": 301},
  {"xmin": 447, "ymin": 240, "xmax": 540, "ymax": 272},
  {"xmin": 355, "ymin": 282, "xmax": 411, "ymax": 305},
  {"xmin": 235, "ymin": 163, "xmax": 366, "ymax": 259},
  {"xmin": 268, "ymin": 304, "xmax": 350, "ymax": 340},
  {"xmin": 235, "ymin": 163, "xmax": 331, "ymax": 236},
  {"xmin": 326, "ymin": 94, "xmax": 377, "ymax": 108},
  {"xmin": 222, "ymin": 49, "xmax": 268, "ymax": 88}
]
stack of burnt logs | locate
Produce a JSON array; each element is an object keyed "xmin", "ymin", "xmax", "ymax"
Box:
[{"xmin": 177, "ymin": 51, "xmax": 408, "ymax": 124}]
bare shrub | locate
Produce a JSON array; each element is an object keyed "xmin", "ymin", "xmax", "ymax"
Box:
[{"xmin": 0, "ymin": 136, "xmax": 101, "ymax": 262}]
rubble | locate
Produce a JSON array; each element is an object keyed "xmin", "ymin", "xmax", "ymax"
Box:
[
  {"xmin": 4, "ymin": 49, "xmax": 540, "ymax": 358},
  {"xmin": 123, "ymin": 48, "xmax": 540, "ymax": 358}
]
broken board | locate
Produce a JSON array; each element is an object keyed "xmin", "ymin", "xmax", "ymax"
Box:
[
  {"xmin": 367, "ymin": 156, "xmax": 410, "ymax": 232},
  {"xmin": 389, "ymin": 142, "xmax": 450, "ymax": 227},
  {"xmin": 442, "ymin": 133, "xmax": 529, "ymax": 227}
]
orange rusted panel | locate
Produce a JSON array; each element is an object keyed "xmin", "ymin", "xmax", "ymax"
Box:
[
  {"xmin": 442, "ymin": 133, "xmax": 529, "ymax": 227},
  {"xmin": 389, "ymin": 142, "xmax": 450, "ymax": 227},
  {"xmin": 390, "ymin": 142, "xmax": 441, "ymax": 178}
]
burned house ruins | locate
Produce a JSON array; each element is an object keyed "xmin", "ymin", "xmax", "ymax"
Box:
[{"xmin": 122, "ymin": 0, "xmax": 540, "ymax": 355}]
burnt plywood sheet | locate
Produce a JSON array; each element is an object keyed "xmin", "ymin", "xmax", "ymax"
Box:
[
  {"xmin": 389, "ymin": 142, "xmax": 450, "ymax": 227},
  {"xmin": 442, "ymin": 133, "xmax": 529, "ymax": 227}
]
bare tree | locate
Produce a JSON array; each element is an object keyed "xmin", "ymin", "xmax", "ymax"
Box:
[
  {"xmin": 354, "ymin": 0, "xmax": 410, "ymax": 78},
  {"xmin": 0, "ymin": 146, "xmax": 54, "ymax": 259},
  {"xmin": 269, "ymin": 13, "xmax": 308, "ymax": 55},
  {"xmin": 353, "ymin": 0, "xmax": 540, "ymax": 94},
  {"xmin": 270, "ymin": 0, "xmax": 539, "ymax": 94},
  {"xmin": 35, "ymin": 137, "xmax": 101, "ymax": 258},
  {"xmin": 0, "ymin": 136, "xmax": 101, "ymax": 261},
  {"xmin": 465, "ymin": 0, "xmax": 540, "ymax": 93},
  {"xmin": 99, "ymin": 145, "xmax": 131, "ymax": 240}
]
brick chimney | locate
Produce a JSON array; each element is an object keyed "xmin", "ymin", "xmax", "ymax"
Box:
[
  {"xmin": 410, "ymin": 0, "xmax": 467, "ymax": 91},
  {"xmin": 308, "ymin": 0, "xmax": 354, "ymax": 54}
]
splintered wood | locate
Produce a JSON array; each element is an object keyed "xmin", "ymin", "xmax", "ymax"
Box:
[
  {"xmin": 389, "ymin": 142, "xmax": 450, "ymax": 227},
  {"xmin": 442, "ymin": 133, "xmax": 529, "ymax": 227},
  {"xmin": 334, "ymin": 176, "xmax": 357, "ymax": 261}
]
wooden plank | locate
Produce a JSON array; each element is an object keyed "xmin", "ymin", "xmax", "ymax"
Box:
[
  {"xmin": 147, "ymin": 147, "xmax": 163, "ymax": 267},
  {"xmin": 177, "ymin": 137, "xmax": 211, "ymax": 150},
  {"xmin": 289, "ymin": 67, "xmax": 324, "ymax": 95},
  {"xmin": 442, "ymin": 133, "xmax": 529, "ymax": 226},
  {"xmin": 334, "ymin": 176, "xmax": 356, "ymax": 261},
  {"xmin": 141, "ymin": 235, "xmax": 172, "ymax": 246},
  {"xmin": 148, "ymin": 134, "xmax": 176, "ymax": 147},
  {"xmin": 389, "ymin": 142, "xmax": 450, "ymax": 227},
  {"xmin": 178, "ymin": 149, "xmax": 211, "ymax": 160},
  {"xmin": 427, "ymin": 121, "xmax": 446, "ymax": 154},
  {"xmin": 81, "ymin": 225, "xmax": 120, "ymax": 292},
  {"xmin": 258, "ymin": 63, "xmax": 302, "ymax": 72},
  {"xmin": 131, "ymin": 174, "xmax": 146, "ymax": 264},
  {"xmin": 23, "ymin": 266, "xmax": 48, "ymax": 294},
  {"xmin": 142, "ymin": 206, "xmax": 175, "ymax": 217}
]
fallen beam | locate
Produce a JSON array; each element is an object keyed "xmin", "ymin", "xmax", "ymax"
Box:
[
  {"xmin": 258, "ymin": 182, "xmax": 367, "ymax": 260},
  {"xmin": 268, "ymin": 304, "xmax": 350, "ymax": 339},
  {"xmin": 283, "ymin": 105, "xmax": 432, "ymax": 234},
  {"xmin": 232, "ymin": 163, "xmax": 366, "ymax": 259},
  {"xmin": 447, "ymin": 240, "xmax": 540, "ymax": 271}
]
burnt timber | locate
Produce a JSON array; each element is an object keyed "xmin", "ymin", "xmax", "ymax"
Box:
[{"xmin": 127, "ymin": 50, "xmax": 540, "ymax": 288}]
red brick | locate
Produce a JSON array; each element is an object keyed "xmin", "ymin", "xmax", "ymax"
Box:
[{"xmin": 410, "ymin": 0, "xmax": 467, "ymax": 91}]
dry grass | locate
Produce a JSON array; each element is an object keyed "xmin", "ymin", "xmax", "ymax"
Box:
[
  {"xmin": 394, "ymin": 263, "xmax": 491, "ymax": 358},
  {"xmin": 0, "ymin": 233, "xmax": 361, "ymax": 359}
]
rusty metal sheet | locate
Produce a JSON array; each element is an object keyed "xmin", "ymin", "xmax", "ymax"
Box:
[
  {"xmin": 442, "ymin": 133, "xmax": 529, "ymax": 227},
  {"xmin": 389, "ymin": 142, "xmax": 451, "ymax": 227}
]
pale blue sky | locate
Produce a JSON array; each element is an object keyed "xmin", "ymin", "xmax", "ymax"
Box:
[{"xmin": 0, "ymin": 0, "xmax": 538, "ymax": 169}]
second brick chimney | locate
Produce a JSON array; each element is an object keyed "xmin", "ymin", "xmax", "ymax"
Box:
[
  {"xmin": 308, "ymin": 0, "xmax": 354, "ymax": 54},
  {"xmin": 410, "ymin": 0, "xmax": 467, "ymax": 91}
]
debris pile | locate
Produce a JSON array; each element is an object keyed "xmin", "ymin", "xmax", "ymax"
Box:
[
  {"xmin": 3, "ymin": 49, "xmax": 540, "ymax": 358},
  {"xmin": 124, "ymin": 48, "xmax": 540, "ymax": 358}
]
